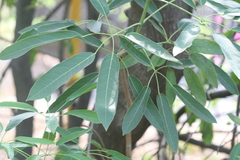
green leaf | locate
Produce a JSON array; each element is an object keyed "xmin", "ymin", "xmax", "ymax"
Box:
[
  {"xmin": 134, "ymin": 0, "xmax": 162, "ymax": 23},
  {"xmin": 64, "ymin": 154, "xmax": 94, "ymax": 160},
  {"xmin": 205, "ymin": 0, "xmax": 228, "ymax": 15},
  {"xmin": 228, "ymin": 113, "xmax": 240, "ymax": 126},
  {"xmin": 106, "ymin": 150, "xmax": 131, "ymax": 160},
  {"xmin": 26, "ymin": 155, "xmax": 42, "ymax": 160},
  {"xmin": 166, "ymin": 68, "xmax": 176, "ymax": 105},
  {"xmin": 1, "ymin": 143, "xmax": 14, "ymax": 159},
  {"xmin": 128, "ymin": 75, "xmax": 164, "ymax": 131},
  {"xmin": 109, "ymin": 0, "xmax": 132, "ymax": 9},
  {"xmin": 10, "ymin": 142, "xmax": 36, "ymax": 148},
  {"xmin": 178, "ymin": 18, "xmax": 198, "ymax": 30},
  {"xmin": 6, "ymin": 112, "xmax": 36, "ymax": 131},
  {"xmin": 56, "ymin": 129, "xmax": 90, "ymax": 146},
  {"xmin": 145, "ymin": 99, "xmax": 164, "ymax": 132},
  {"xmin": 188, "ymin": 39, "xmax": 223, "ymax": 55},
  {"xmin": 125, "ymin": 33, "xmax": 180, "ymax": 63},
  {"xmin": 89, "ymin": 0, "xmax": 109, "ymax": 16},
  {"xmin": 19, "ymin": 20, "xmax": 75, "ymax": 34},
  {"xmin": 200, "ymin": 120, "xmax": 213, "ymax": 146},
  {"xmin": 147, "ymin": 55, "xmax": 166, "ymax": 71},
  {"xmin": 119, "ymin": 37, "xmax": 151, "ymax": 66},
  {"xmin": 56, "ymin": 127, "xmax": 78, "ymax": 144},
  {"xmin": 231, "ymin": 27, "xmax": 240, "ymax": 32},
  {"xmin": 173, "ymin": 85, "xmax": 216, "ymax": 123},
  {"xmin": 64, "ymin": 110, "xmax": 101, "ymax": 124},
  {"xmin": 17, "ymin": 29, "xmax": 40, "ymax": 41},
  {"xmin": 27, "ymin": 52, "xmax": 95, "ymax": 100},
  {"xmin": 0, "ymin": 122, "xmax": 3, "ymax": 133},
  {"xmin": 190, "ymin": 53, "xmax": 218, "ymax": 88},
  {"xmin": 48, "ymin": 73, "xmax": 98, "ymax": 113},
  {"xmin": 149, "ymin": 20, "xmax": 165, "ymax": 36},
  {"xmin": 66, "ymin": 83, "xmax": 97, "ymax": 101},
  {"xmin": 18, "ymin": 20, "xmax": 76, "ymax": 41},
  {"xmin": 43, "ymin": 131, "xmax": 56, "ymax": 141},
  {"xmin": 15, "ymin": 136, "xmax": 55, "ymax": 145},
  {"xmin": 213, "ymin": 33, "xmax": 240, "ymax": 80},
  {"xmin": 182, "ymin": 0, "xmax": 196, "ymax": 10},
  {"xmin": 119, "ymin": 55, "xmax": 138, "ymax": 69},
  {"xmin": 184, "ymin": 67, "xmax": 206, "ymax": 105},
  {"xmin": 230, "ymin": 143, "xmax": 240, "ymax": 160},
  {"xmin": 173, "ymin": 25, "xmax": 200, "ymax": 56},
  {"xmin": 157, "ymin": 94, "xmax": 178, "ymax": 153},
  {"xmin": 87, "ymin": 20, "xmax": 102, "ymax": 33},
  {"xmin": 19, "ymin": 21, "xmax": 56, "ymax": 34},
  {"xmin": 96, "ymin": 54, "xmax": 119, "ymax": 130},
  {"xmin": 224, "ymin": 7, "xmax": 240, "ymax": 16},
  {"xmin": 90, "ymin": 140, "xmax": 103, "ymax": 149},
  {"xmin": 128, "ymin": 75, "xmax": 143, "ymax": 97},
  {"xmin": 46, "ymin": 116, "xmax": 58, "ymax": 133},
  {"xmin": 0, "ymin": 30, "xmax": 80, "ymax": 60},
  {"xmin": 68, "ymin": 26, "xmax": 103, "ymax": 48},
  {"xmin": 0, "ymin": 102, "xmax": 37, "ymax": 112},
  {"xmin": 167, "ymin": 59, "xmax": 194, "ymax": 70},
  {"xmin": 122, "ymin": 87, "xmax": 151, "ymax": 135},
  {"xmin": 213, "ymin": 63, "xmax": 239, "ymax": 95},
  {"xmin": 198, "ymin": 0, "xmax": 206, "ymax": 5}
]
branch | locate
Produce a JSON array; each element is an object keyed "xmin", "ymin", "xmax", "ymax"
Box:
[
  {"xmin": 44, "ymin": 0, "xmax": 69, "ymax": 21},
  {"xmin": 179, "ymin": 134, "xmax": 231, "ymax": 154},
  {"xmin": 207, "ymin": 90, "xmax": 233, "ymax": 100}
]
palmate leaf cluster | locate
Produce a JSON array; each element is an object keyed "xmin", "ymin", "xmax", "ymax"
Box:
[{"xmin": 0, "ymin": 0, "xmax": 240, "ymax": 159}]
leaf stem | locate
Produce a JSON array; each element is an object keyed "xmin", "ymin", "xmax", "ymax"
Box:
[{"xmin": 136, "ymin": 0, "xmax": 151, "ymax": 33}]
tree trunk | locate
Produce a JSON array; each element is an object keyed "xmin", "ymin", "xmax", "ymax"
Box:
[
  {"xmin": 92, "ymin": 0, "xmax": 191, "ymax": 157},
  {"xmin": 11, "ymin": 0, "xmax": 35, "ymax": 159}
]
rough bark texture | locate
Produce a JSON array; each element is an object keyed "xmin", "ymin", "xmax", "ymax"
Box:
[
  {"xmin": 11, "ymin": 0, "xmax": 35, "ymax": 159},
  {"xmin": 92, "ymin": 0, "xmax": 191, "ymax": 157}
]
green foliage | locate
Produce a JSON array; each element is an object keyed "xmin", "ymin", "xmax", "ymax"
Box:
[{"xmin": 1, "ymin": 0, "xmax": 240, "ymax": 158}]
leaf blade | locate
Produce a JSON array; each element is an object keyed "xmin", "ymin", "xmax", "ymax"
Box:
[
  {"xmin": 46, "ymin": 116, "xmax": 58, "ymax": 134},
  {"xmin": 122, "ymin": 87, "xmax": 151, "ymax": 135},
  {"xmin": 56, "ymin": 129, "xmax": 90, "ymax": 146},
  {"xmin": 184, "ymin": 67, "xmax": 206, "ymax": 105},
  {"xmin": 125, "ymin": 32, "xmax": 180, "ymax": 63},
  {"xmin": 119, "ymin": 37, "xmax": 151, "ymax": 66},
  {"xmin": 157, "ymin": 94, "xmax": 178, "ymax": 153},
  {"xmin": 0, "ymin": 30, "xmax": 80, "ymax": 60},
  {"xmin": 89, "ymin": 0, "xmax": 109, "ymax": 16},
  {"xmin": 95, "ymin": 54, "xmax": 119, "ymax": 130},
  {"xmin": 64, "ymin": 110, "xmax": 101, "ymax": 124},
  {"xmin": 15, "ymin": 136, "xmax": 55, "ymax": 145},
  {"xmin": 27, "ymin": 52, "xmax": 95, "ymax": 100},
  {"xmin": 173, "ymin": 24, "xmax": 200, "ymax": 56},
  {"xmin": 173, "ymin": 85, "xmax": 216, "ymax": 123},
  {"xmin": 6, "ymin": 112, "xmax": 36, "ymax": 131},
  {"xmin": 48, "ymin": 73, "xmax": 98, "ymax": 113},
  {"xmin": 0, "ymin": 102, "xmax": 37, "ymax": 112},
  {"xmin": 213, "ymin": 63, "xmax": 239, "ymax": 95},
  {"xmin": 213, "ymin": 33, "xmax": 240, "ymax": 79},
  {"xmin": 190, "ymin": 53, "xmax": 218, "ymax": 88}
]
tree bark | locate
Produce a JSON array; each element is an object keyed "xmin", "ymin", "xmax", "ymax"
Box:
[
  {"xmin": 92, "ymin": 0, "xmax": 191, "ymax": 157},
  {"xmin": 11, "ymin": 0, "xmax": 35, "ymax": 159}
]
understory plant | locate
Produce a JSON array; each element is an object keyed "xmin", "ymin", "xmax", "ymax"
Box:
[{"xmin": 1, "ymin": 0, "xmax": 240, "ymax": 159}]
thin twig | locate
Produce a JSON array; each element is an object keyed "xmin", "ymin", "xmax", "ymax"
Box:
[
  {"xmin": 44, "ymin": 0, "xmax": 69, "ymax": 21},
  {"xmin": 231, "ymin": 96, "xmax": 240, "ymax": 148}
]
